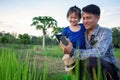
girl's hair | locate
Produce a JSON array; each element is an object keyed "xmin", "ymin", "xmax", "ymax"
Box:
[{"xmin": 67, "ymin": 5, "xmax": 81, "ymax": 19}]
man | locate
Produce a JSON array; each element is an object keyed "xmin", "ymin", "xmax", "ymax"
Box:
[{"xmin": 60, "ymin": 4, "xmax": 120, "ymax": 80}]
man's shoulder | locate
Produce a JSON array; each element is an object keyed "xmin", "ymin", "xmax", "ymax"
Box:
[{"xmin": 99, "ymin": 26, "xmax": 112, "ymax": 33}]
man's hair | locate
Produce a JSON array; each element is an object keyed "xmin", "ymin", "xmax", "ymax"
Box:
[
  {"xmin": 67, "ymin": 5, "xmax": 81, "ymax": 18},
  {"xmin": 82, "ymin": 4, "xmax": 100, "ymax": 16}
]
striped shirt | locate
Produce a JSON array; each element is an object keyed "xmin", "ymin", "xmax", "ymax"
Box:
[{"xmin": 71, "ymin": 25, "xmax": 118, "ymax": 67}]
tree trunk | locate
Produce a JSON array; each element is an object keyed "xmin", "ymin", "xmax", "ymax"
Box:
[{"xmin": 42, "ymin": 35, "xmax": 45, "ymax": 50}]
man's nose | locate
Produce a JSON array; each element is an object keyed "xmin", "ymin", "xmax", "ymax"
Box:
[{"xmin": 83, "ymin": 19, "xmax": 88, "ymax": 24}]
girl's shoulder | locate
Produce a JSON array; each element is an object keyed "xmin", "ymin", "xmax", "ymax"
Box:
[
  {"xmin": 79, "ymin": 23, "xmax": 84, "ymax": 27},
  {"xmin": 62, "ymin": 26, "xmax": 71, "ymax": 37},
  {"xmin": 63, "ymin": 26, "xmax": 70, "ymax": 31},
  {"xmin": 79, "ymin": 23, "xmax": 86, "ymax": 30}
]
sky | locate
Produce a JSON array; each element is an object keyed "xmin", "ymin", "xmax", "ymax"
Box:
[{"xmin": 0, "ymin": 0, "xmax": 120, "ymax": 36}]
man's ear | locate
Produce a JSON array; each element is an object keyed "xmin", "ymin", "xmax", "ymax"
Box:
[
  {"xmin": 97, "ymin": 16, "xmax": 100, "ymax": 20},
  {"xmin": 96, "ymin": 16, "xmax": 100, "ymax": 22}
]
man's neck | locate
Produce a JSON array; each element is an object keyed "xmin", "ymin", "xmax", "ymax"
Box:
[
  {"xmin": 88, "ymin": 29, "xmax": 94, "ymax": 36},
  {"xmin": 87, "ymin": 30, "xmax": 93, "ymax": 41},
  {"xmin": 87, "ymin": 25, "xmax": 97, "ymax": 41},
  {"xmin": 88, "ymin": 24, "xmax": 98, "ymax": 35}
]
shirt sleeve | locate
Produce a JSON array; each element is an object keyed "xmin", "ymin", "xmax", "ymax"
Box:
[
  {"xmin": 71, "ymin": 28, "xmax": 113, "ymax": 60},
  {"xmin": 62, "ymin": 27, "xmax": 68, "ymax": 38},
  {"xmin": 62, "ymin": 28, "xmax": 66, "ymax": 35}
]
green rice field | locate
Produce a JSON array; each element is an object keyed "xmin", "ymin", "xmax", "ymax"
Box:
[{"xmin": 0, "ymin": 44, "xmax": 120, "ymax": 80}]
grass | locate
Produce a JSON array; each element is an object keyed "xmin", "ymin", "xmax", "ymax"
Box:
[
  {"xmin": 0, "ymin": 47, "xmax": 66, "ymax": 80},
  {"xmin": 114, "ymin": 48, "xmax": 120, "ymax": 58},
  {"xmin": 0, "ymin": 48, "xmax": 42, "ymax": 80},
  {"xmin": 40, "ymin": 46, "xmax": 63, "ymax": 58},
  {"xmin": 0, "ymin": 44, "xmax": 120, "ymax": 80}
]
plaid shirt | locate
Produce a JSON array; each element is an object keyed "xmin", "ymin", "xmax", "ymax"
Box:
[{"xmin": 71, "ymin": 25, "xmax": 118, "ymax": 66}]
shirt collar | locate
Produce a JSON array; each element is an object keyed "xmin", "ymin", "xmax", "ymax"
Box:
[
  {"xmin": 85, "ymin": 24, "xmax": 100, "ymax": 36},
  {"xmin": 92, "ymin": 24, "xmax": 100, "ymax": 36}
]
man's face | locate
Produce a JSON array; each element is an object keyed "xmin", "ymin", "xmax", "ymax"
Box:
[{"xmin": 82, "ymin": 12, "xmax": 99, "ymax": 30}]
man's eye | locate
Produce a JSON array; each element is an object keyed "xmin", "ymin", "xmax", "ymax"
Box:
[{"xmin": 87, "ymin": 17, "xmax": 91, "ymax": 19}]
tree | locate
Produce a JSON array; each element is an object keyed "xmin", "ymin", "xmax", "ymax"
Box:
[
  {"xmin": 112, "ymin": 27, "xmax": 120, "ymax": 48},
  {"xmin": 31, "ymin": 16, "xmax": 57, "ymax": 50},
  {"xmin": 52, "ymin": 27, "xmax": 64, "ymax": 34},
  {"xmin": 0, "ymin": 33, "xmax": 16, "ymax": 44},
  {"xmin": 18, "ymin": 33, "xmax": 30, "ymax": 44},
  {"xmin": 1, "ymin": 36, "xmax": 8, "ymax": 43},
  {"xmin": 5, "ymin": 33, "xmax": 16, "ymax": 43},
  {"xmin": 31, "ymin": 36, "xmax": 42, "ymax": 45}
]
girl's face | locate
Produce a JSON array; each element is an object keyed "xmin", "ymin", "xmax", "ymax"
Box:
[{"xmin": 68, "ymin": 12, "xmax": 80, "ymax": 26}]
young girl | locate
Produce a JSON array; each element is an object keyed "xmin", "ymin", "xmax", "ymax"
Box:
[
  {"xmin": 62, "ymin": 5, "xmax": 86, "ymax": 49},
  {"xmin": 62, "ymin": 5, "xmax": 86, "ymax": 79}
]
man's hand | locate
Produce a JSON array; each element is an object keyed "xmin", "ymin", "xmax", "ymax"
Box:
[{"xmin": 60, "ymin": 38, "xmax": 73, "ymax": 54}]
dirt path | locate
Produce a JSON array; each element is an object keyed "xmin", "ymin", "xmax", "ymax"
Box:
[{"xmin": 29, "ymin": 54, "xmax": 65, "ymax": 73}]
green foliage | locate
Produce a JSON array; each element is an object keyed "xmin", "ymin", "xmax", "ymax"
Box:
[
  {"xmin": 0, "ymin": 36, "xmax": 8, "ymax": 43},
  {"xmin": 18, "ymin": 33, "xmax": 31, "ymax": 44},
  {"xmin": 31, "ymin": 36, "xmax": 42, "ymax": 45},
  {"xmin": 31, "ymin": 16, "xmax": 57, "ymax": 35},
  {"xmin": 0, "ymin": 33, "xmax": 16, "ymax": 43},
  {"xmin": 40, "ymin": 45, "xmax": 63, "ymax": 58},
  {"xmin": 31, "ymin": 16, "xmax": 58, "ymax": 49},
  {"xmin": 0, "ymin": 48, "xmax": 39, "ymax": 80},
  {"xmin": 1, "ymin": 26, "xmax": 120, "ymax": 49},
  {"xmin": 112, "ymin": 27, "xmax": 120, "ymax": 48},
  {"xmin": 0, "ymin": 45, "xmax": 120, "ymax": 80},
  {"xmin": 0, "ymin": 47, "xmax": 65, "ymax": 80},
  {"xmin": 51, "ymin": 27, "xmax": 64, "ymax": 37},
  {"xmin": 114, "ymin": 48, "xmax": 120, "ymax": 58}
]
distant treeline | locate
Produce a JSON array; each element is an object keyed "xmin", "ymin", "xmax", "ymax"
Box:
[
  {"xmin": 0, "ymin": 27, "xmax": 120, "ymax": 48},
  {"xmin": 0, "ymin": 33, "xmax": 58, "ymax": 46}
]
